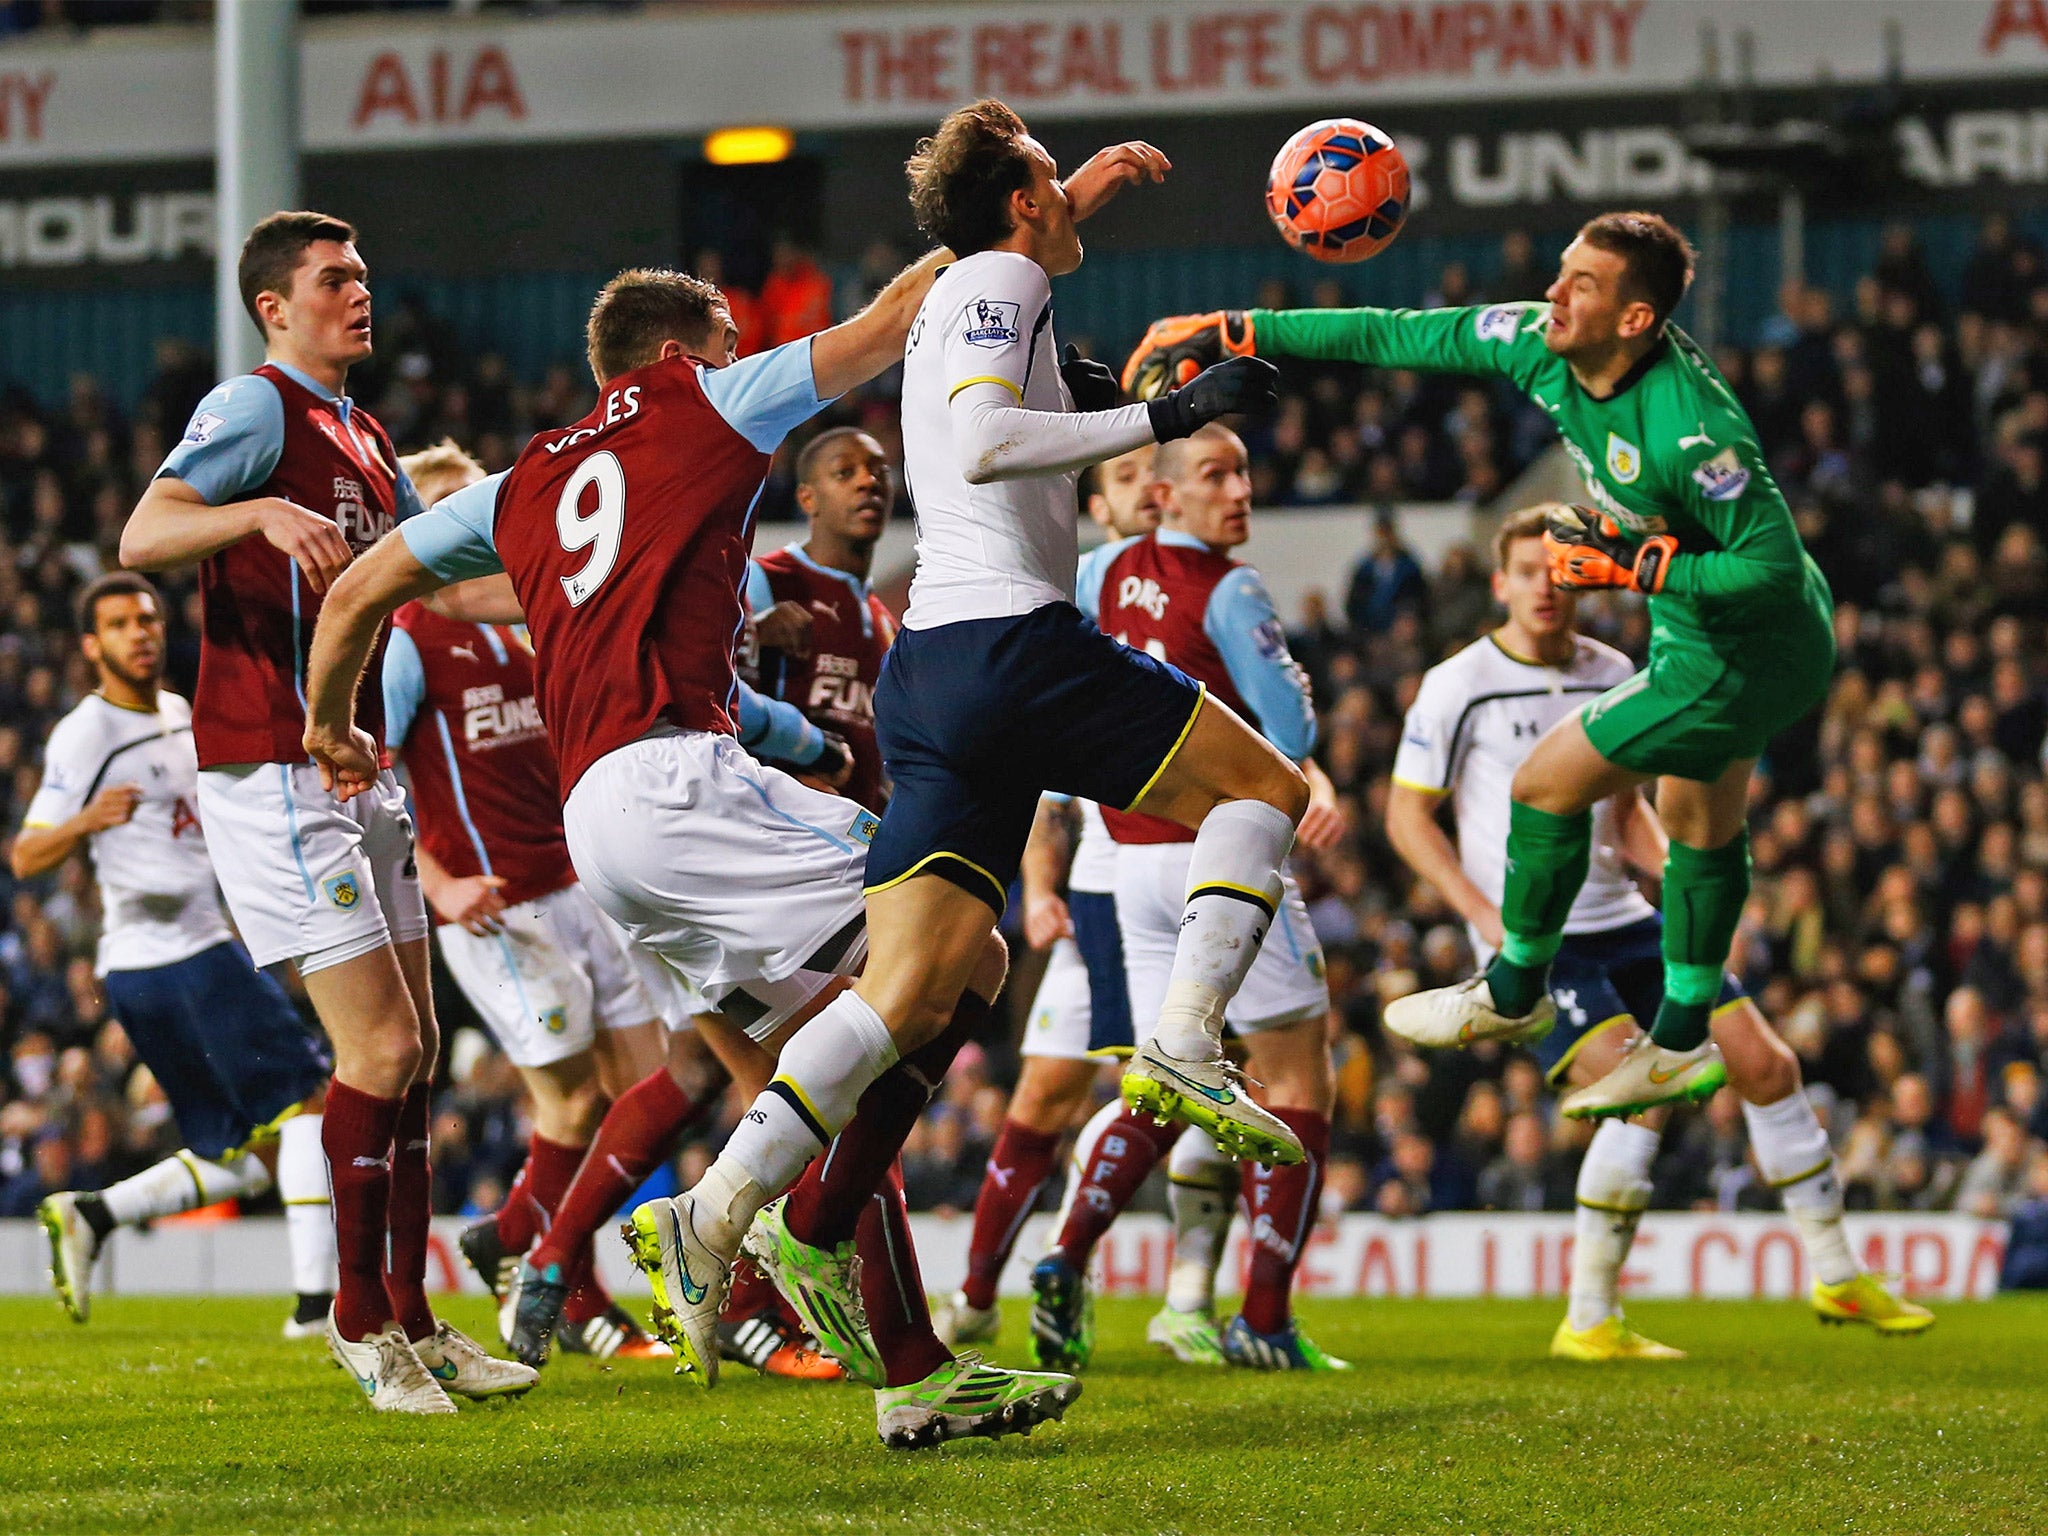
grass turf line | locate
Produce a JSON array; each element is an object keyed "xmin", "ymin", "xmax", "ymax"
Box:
[{"xmin": 1, "ymin": 1294, "xmax": 2044, "ymax": 1535}]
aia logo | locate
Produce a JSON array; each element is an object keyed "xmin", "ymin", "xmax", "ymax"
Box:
[
  {"xmin": 1116, "ymin": 574, "xmax": 1169, "ymax": 620},
  {"xmin": 170, "ymin": 796, "xmax": 200, "ymax": 839}
]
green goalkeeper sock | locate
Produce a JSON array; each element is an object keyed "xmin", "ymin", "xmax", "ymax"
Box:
[
  {"xmin": 1482, "ymin": 801, "xmax": 1591, "ymax": 1017},
  {"xmin": 1650, "ymin": 832, "xmax": 1751, "ymax": 1051}
]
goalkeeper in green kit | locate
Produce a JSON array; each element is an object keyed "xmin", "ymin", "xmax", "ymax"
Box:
[{"xmin": 1125, "ymin": 213, "xmax": 1835, "ymax": 1119}]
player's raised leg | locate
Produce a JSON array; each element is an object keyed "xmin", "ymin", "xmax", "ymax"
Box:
[
  {"xmin": 1560, "ymin": 757, "xmax": 1751, "ymax": 1119},
  {"xmin": 512, "ymin": 1022, "xmax": 726, "ymax": 1366},
  {"xmin": 1116, "ymin": 701, "xmax": 1311, "ymax": 1164}
]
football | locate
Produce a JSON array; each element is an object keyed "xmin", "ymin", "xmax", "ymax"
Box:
[{"xmin": 1264, "ymin": 118, "xmax": 1409, "ymax": 264}]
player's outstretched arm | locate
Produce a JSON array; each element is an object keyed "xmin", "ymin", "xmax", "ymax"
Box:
[
  {"xmin": 122, "ymin": 475, "xmax": 354, "ymax": 592},
  {"xmin": 422, "ymin": 573, "xmax": 523, "ymax": 625},
  {"xmin": 810, "ymin": 246, "xmax": 953, "ymax": 400},
  {"xmin": 304, "ymin": 533, "xmax": 448, "ymax": 799},
  {"xmin": 1123, "ymin": 302, "xmax": 1538, "ymax": 398}
]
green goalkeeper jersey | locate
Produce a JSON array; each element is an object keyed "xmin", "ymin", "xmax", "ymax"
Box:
[{"xmin": 1248, "ymin": 303, "xmax": 1833, "ymax": 649}]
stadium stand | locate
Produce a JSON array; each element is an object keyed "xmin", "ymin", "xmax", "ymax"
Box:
[{"xmin": 5, "ymin": 213, "xmax": 2048, "ymax": 1237}]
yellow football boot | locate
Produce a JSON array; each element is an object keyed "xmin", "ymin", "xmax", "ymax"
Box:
[
  {"xmin": 1549, "ymin": 1314, "xmax": 1687, "ymax": 1361},
  {"xmin": 1812, "ymin": 1273, "xmax": 1936, "ymax": 1334}
]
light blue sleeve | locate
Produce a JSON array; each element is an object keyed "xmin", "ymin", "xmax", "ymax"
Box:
[
  {"xmin": 698, "ymin": 339, "xmax": 828, "ymax": 454},
  {"xmin": 394, "ymin": 469, "xmax": 427, "ymax": 524},
  {"xmin": 1206, "ymin": 566, "xmax": 1318, "ymax": 761},
  {"xmin": 743, "ymin": 559, "xmax": 775, "ymax": 614},
  {"xmin": 156, "ymin": 375, "xmax": 285, "ymax": 505},
  {"xmin": 399, "ymin": 471, "xmax": 507, "ymax": 583},
  {"xmin": 736, "ymin": 680, "xmax": 826, "ymax": 766},
  {"xmin": 1074, "ymin": 538, "xmax": 1137, "ymax": 624},
  {"xmin": 382, "ymin": 625, "xmax": 428, "ymax": 750}
]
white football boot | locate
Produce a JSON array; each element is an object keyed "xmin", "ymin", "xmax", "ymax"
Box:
[
  {"xmin": 1382, "ymin": 975, "xmax": 1556, "ymax": 1049},
  {"xmin": 37, "ymin": 1192, "xmax": 101, "ymax": 1323},
  {"xmin": 413, "ymin": 1319, "xmax": 539, "ymax": 1400},
  {"xmin": 324, "ymin": 1312, "xmax": 457, "ymax": 1414},
  {"xmin": 934, "ymin": 1289, "xmax": 1000, "ymax": 1349},
  {"xmin": 622, "ymin": 1192, "xmax": 731, "ymax": 1387},
  {"xmin": 1122, "ymin": 1042, "xmax": 1303, "ymax": 1166}
]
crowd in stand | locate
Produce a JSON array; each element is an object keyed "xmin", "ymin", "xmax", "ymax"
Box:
[{"xmin": 5, "ymin": 216, "xmax": 2048, "ymax": 1282}]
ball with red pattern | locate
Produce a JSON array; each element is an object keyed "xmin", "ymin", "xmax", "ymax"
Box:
[{"xmin": 1265, "ymin": 119, "xmax": 1409, "ymax": 264}]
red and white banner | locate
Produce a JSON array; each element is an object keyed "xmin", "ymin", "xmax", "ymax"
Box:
[
  {"xmin": 0, "ymin": 1212, "xmax": 2008, "ymax": 1301},
  {"xmin": 3, "ymin": 0, "xmax": 2047, "ymax": 168}
]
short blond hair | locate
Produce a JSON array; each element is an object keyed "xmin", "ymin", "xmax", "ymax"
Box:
[
  {"xmin": 1493, "ymin": 505, "xmax": 1552, "ymax": 571},
  {"xmin": 400, "ymin": 439, "xmax": 484, "ymax": 510}
]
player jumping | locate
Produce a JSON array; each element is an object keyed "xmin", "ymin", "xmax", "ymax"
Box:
[
  {"xmin": 1127, "ymin": 212, "xmax": 1831, "ymax": 1124},
  {"xmin": 21, "ymin": 573, "xmax": 335, "ymax": 1337},
  {"xmin": 121, "ymin": 211, "xmax": 534, "ymax": 1412},
  {"xmin": 935, "ymin": 445, "xmax": 1160, "ymax": 1350},
  {"xmin": 1387, "ymin": 508, "xmax": 1931, "ymax": 1356}
]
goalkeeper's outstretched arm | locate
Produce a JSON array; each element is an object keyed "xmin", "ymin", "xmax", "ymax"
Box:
[{"xmin": 1124, "ymin": 304, "xmax": 1537, "ymax": 398}]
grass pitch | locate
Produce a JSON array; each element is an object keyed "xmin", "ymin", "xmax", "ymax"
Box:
[{"xmin": 2, "ymin": 1293, "xmax": 2043, "ymax": 1535}]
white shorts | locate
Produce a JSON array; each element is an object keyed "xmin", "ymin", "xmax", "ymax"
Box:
[
  {"xmin": 435, "ymin": 882, "xmax": 656, "ymax": 1068},
  {"xmin": 198, "ymin": 763, "xmax": 430, "ymax": 975},
  {"xmin": 1021, "ymin": 937, "xmax": 1093, "ymax": 1062},
  {"xmin": 592, "ymin": 907, "xmax": 713, "ymax": 1031},
  {"xmin": 1115, "ymin": 841, "xmax": 1329, "ymax": 1039},
  {"xmin": 564, "ymin": 730, "xmax": 870, "ymax": 1041}
]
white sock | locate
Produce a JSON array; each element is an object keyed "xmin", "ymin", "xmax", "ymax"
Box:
[
  {"xmin": 700, "ymin": 990, "xmax": 899, "ymax": 1253},
  {"xmin": 1165, "ymin": 1126, "xmax": 1237, "ymax": 1315},
  {"xmin": 1153, "ymin": 799, "xmax": 1296, "ymax": 1060},
  {"xmin": 1568, "ymin": 1119, "xmax": 1658, "ymax": 1331},
  {"xmin": 100, "ymin": 1148, "xmax": 271, "ymax": 1226},
  {"xmin": 1743, "ymin": 1090, "xmax": 1857, "ymax": 1285},
  {"xmin": 278, "ymin": 1112, "xmax": 338, "ymax": 1296}
]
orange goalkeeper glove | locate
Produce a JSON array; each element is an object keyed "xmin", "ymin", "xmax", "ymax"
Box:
[
  {"xmin": 1540, "ymin": 504, "xmax": 1677, "ymax": 594},
  {"xmin": 1121, "ymin": 311, "xmax": 1257, "ymax": 401}
]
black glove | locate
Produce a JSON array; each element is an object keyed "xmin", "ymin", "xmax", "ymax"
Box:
[
  {"xmin": 1146, "ymin": 355, "xmax": 1282, "ymax": 442},
  {"xmin": 811, "ymin": 731, "xmax": 855, "ymax": 785},
  {"xmin": 1060, "ymin": 344, "xmax": 1122, "ymax": 413}
]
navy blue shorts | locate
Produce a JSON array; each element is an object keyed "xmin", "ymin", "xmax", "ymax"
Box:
[
  {"xmin": 867, "ymin": 603, "xmax": 1204, "ymax": 914},
  {"xmin": 1533, "ymin": 916, "xmax": 1746, "ymax": 1086},
  {"xmin": 102, "ymin": 941, "xmax": 331, "ymax": 1159},
  {"xmin": 1069, "ymin": 889, "xmax": 1133, "ymax": 1055}
]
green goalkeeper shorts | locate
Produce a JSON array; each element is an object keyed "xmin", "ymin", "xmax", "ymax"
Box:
[{"xmin": 1579, "ymin": 621, "xmax": 1834, "ymax": 783}]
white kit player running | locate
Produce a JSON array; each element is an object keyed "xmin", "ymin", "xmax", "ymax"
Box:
[
  {"xmin": 304, "ymin": 263, "xmax": 1084, "ymax": 1447},
  {"xmin": 19, "ymin": 574, "xmax": 335, "ymax": 1337},
  {"xmin": 1386, "ymin": 506, "xmax": 1932, "ymax": 1357},
  {"xmin": 121, "ymin": 211, "xmax": 534, "ymax": 1412}
]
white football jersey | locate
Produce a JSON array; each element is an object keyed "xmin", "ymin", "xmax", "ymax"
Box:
[
  {"xmin": 24, "ymin": 692, "xmax": 232, "ymax": 974},
  {"xmin": 899, "ymin": 248, "xmax": 1077, "ymax": 629},
  {"xmin": 1392, "ymin": 633, "xmax": 1654, "ymax": 956}
]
